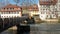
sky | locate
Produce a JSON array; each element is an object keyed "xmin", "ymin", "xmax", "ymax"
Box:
[
  {"xmin": 0, "ymin": 0, "xmax": 39, "ymax": 7},
  {"xmin": 7, "ymin": 0, "xmax": 39, "ymax": 5}
]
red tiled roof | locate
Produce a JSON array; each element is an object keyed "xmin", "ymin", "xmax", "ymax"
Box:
[
  {"xmin": 40, "ymin": 0, "xmax": 58, "ymax": 5},
  {"xmin": 0, "ymin": 4, "xmax": 22, "ymax": 12},
  {"xmin": 2, "ymin": 4, "xmax": 21, "ymax": 8},
  {"xmin": 0, "ymin": 10, "xmax": 21, "ymax": 12},
  {"xmin": 28, "ymin": 4, "xmax": 39, "ymax": 11},
  {"xmin": 21, "ymin": 6, "xmax": 28, "ymax": 10},
  {"xmin": 21, "ymin": 4, "xmax": 39, "ymax": 11}
]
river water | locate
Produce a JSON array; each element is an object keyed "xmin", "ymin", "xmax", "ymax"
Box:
[
  {"xmin": 30, "ymin": 23, "xmax": 60, "ymax": 34},
  {"xmin": 1, "ymin": 23, "xmax": 60, "ymax": 34}
]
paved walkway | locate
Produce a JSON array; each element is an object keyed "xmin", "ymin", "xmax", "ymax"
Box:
[{"xmin": 45, "ymin": 19, "xmax": 58, "ymax": 21}]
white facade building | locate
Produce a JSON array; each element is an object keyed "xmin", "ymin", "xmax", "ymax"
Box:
[
  {"xmin": 0, "ymin": 4, "xmax": 22, "ymax": 18},
  {"xmin": 57, "ymin": 0, "xmax": 60, "ymax": 17},
  {"xmin": 38, "ymin": 0, "xmax": 58, "ymax": 20}
]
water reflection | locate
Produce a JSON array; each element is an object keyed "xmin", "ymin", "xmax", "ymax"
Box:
[
  {"xmin": 1, "ymin": 23, "xmax": 60, "ymax": 34},
  {"xmin": 30, "ymin": 23, "xmax": 60, "ymax": 34}
]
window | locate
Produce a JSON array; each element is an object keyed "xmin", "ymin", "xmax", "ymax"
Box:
[
  {"xmin": 10, "ymin": 12, "xmax": 13, "ymax": 14},
  {"xmin": 41, "ymin": 16, "xmax": 43, "ymax": 17},
  {"xmin": 52, "ymin": 12, "xmax": 54, "ymax": 14},
  {"xmin": 4, "ymin": 12, "xmax": 8, "ymax": 14},
  {"xmin": 41, "ymin": 12, "xmax": 45, "ymax": 14},
  {"xmin": 53, "ymin": 15, "xmax": 55, "ymax": 17},
  {"xmin": 9, "ymin": 16, "xmax": 10, "ymax": 18},
  {"xmin": 16, "ymin": 12, "xmax": 19, "ymax": 14},
  {"xmin": 41, "ymin": 9, "xmax": 42, "ymax": 10},
  {"xmin": 0, "ymin": 12, "xmax": 1, "ymax": 14},
  {"xmin": 43, "ymin": 9, "xmax": 45, "ymax": 10},
  {"xmin": 4, "ymin": 8, "xmax": 5, "ymax": 10},
  {"xmin": 2, "ymin": 16, "xmax": 3, "ymax": 17},
  {"xmin": 7, "ymin": 8, "xmax": 9, "ymax": 10},
  {"xmin": 4, "ymin": 16, "xmax": 5, "ymax": 17},
  {"xmin": 13, "ymin": 12, "xmax": 16, "ymax": 14},
  {"xmin": 41, "ymin": 5, "xmax": 43, "ymax": 7},
  {"xmin": 47, "ymin": 15, "xmax": 48, "ymax": 17},
  {"xmin": 10, "ymin": 8, "xmax": 14, "ymax": 10},
  {"xmin": 9, "ymin": 8, "xmax": 10, "ymax": 10},
  {"xmin": 1, "ymin": 12, "xmax": 3, "ymax": 14},
  {"xmin": 9, "ymin": 12, "xmax": 10, "ymax": 14},
  {"xmin": 4, "ymin": 12, "xmax": 6, "ymax": 14},
  {"xmin": 7, "ymin": 16, "xmax": 8, "ymax": 17}
]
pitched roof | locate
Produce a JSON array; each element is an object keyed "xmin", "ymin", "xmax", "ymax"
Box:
[
  {"xmin": 2, "ymin": 4, "xmax": 21, "ymax": 8},
  {"xmin": 0, "ymin": 4, "xmax": 22, "ymax": 12},
  {"xmin": 21, "ymin": 6, "xmax": 29, "ymax": 10},
  {"xmin": 21, "ymin": 4, "xmax": 39, "ymax": 11},
  {"xmin": 40, "ymin": 0, "xmax": 58, "ymax": 5},
  {"xmin": 28, "ymin": 4, "xmax": 39, "ymax": 11}
]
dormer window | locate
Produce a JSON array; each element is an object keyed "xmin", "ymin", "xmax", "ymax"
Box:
[
  {"xmin": 10, "ymin": 8, "xmax": 12, "ymax": 10},
  {"xmin": 7, "ymin": 8, "xmax": 9, "ymax": 10},
  {"xmin": 13, "ymin": 8, "xmax": 14, "ymax": 9},
  {"xmin": 10, "ymin": 8, "xmax": 14, "ymax": 10},
  {"xmin": 4, "ymin": 8, "xmax": 5, "ymax": 10}
]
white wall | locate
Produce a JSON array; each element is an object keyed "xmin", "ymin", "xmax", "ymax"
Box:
[
  {"xmin": 38, "ymin": 3, "xmax": 49, "ymax": 20},
  {"xmin": 39, "ymin": 14, "xmax": 47, "ymax": 20},
  {"xmin": 30, "ymin": 11, "xmax": 39, "ymax": 16},
  {"xmin": 0, "ymin": 12, "xmax": 21, "ymax": 18},
  {"xmin": 38, "ymin": 2, "xmax": 57, "ymax": 20}
]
